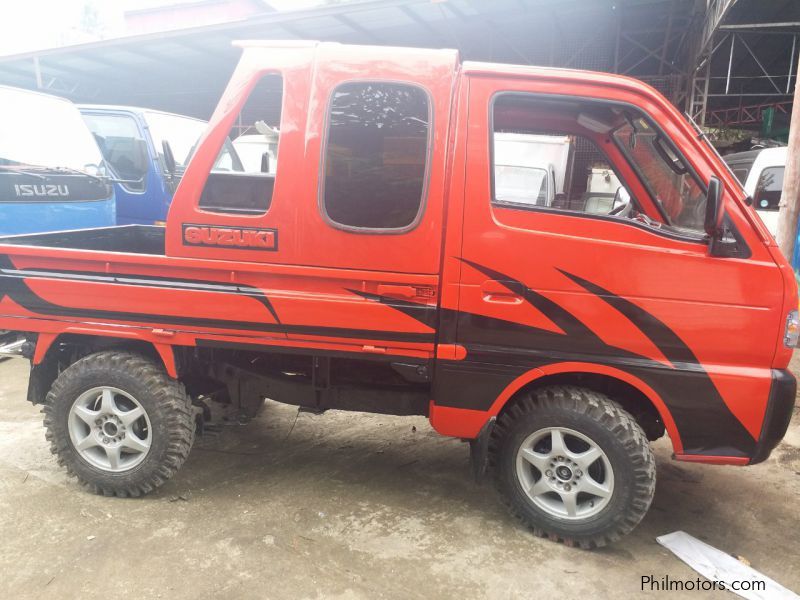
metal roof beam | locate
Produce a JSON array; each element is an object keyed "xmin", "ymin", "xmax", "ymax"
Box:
[
  {"xmin": 134, "ymin": 40, "xmax": 234, "ymax": 75},
  {"xmin": 87, "ymin": 48, "xmax": 230, "ymax": 98},
  {"xmin": 0, "ymin": 0, "xmax": 427, "ymax": 64},
  {"xmin": 706, "ymin": 99, "xmax": 791, "ymax": 127},
  {"xmin": 442, "ymin": 2, "xmax": 467, "ymax": 21},
  {"xmin": 707, "ymin": 92, "xmax": 793, "ymax": 97},
  {"xmin": 399, "ymin": 5, "xmax": 447, "ymax": 43},
  {"xmin": 0, "ymin": 58, "xmax": 107, "ymax": 91},
  {"xmin": 658, "ymin": 0, "xmax": 675, "ymax": 75},
  {"xmin": 334, "ymin": 14, "xmax": 381, "ymax": 42},
  {"xmin": 563, "ymin": 29, "xmax": 603, "ymax": 68},
  {"xmin": 715, "ymin": 31, "xmax": 794, "ymax": 97},
  {"xmin": 274, "ymin": 22, "xmax": 304, "ymax": 39},
  {"xmin": 720, "ymin": 22, "xmax": 800, "ymax": 31},
  {"xmin": 735, "ymin": 34, "xmax": 784, "ymax": 94},
  {"xmin": 620, "ymin": 30, "xmax": 685, "ymax": 75},
  {"xmin": 698, "ymin": 0, "xmax": 738, "ymax": 60},
  {"xmin": 170, "ymin": 39, "xmax": 241, "ymax": 70}
]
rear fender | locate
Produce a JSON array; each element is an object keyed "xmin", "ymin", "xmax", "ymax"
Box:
[{"xmin": 26, "ymin": 332, "xmax": 178, "ymax": 405}]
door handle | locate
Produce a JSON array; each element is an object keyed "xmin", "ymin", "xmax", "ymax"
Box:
[
  {"xmin": 481, "ymin": 279, "xmax": 525, "ymax": 304},
  {"xmin": 376, "ymin": 284, "xmax": 420, "ymax": 299}
]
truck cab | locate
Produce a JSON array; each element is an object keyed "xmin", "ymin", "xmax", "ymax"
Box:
[
  {"xmin": 0, "ymin": 42, "xmax": 796, "ymax": 548},
  {"xmin": 79, "ymin": 106, "xmax": 243, "ymax": 225}
]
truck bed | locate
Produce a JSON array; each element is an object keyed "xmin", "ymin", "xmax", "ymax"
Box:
[{"xmin": 0, "ymin": 225, "xmax": 165, "ymax": 255}]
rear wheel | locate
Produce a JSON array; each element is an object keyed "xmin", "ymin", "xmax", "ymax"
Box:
[
  {"xmin": 489, "ymin": 385, "xmax": 656, "ymax": 548},
  {"xmin": 43, "ymin": 351, "xmax": 195, "ymax": 497}
]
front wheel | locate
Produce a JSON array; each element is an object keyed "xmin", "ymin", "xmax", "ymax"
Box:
[
  {"xmin": 43, "ymin": 351, "xmax": 195, "ymax": 497},
  {"xmin": 489, "ymin": 386, "xmax": 656, "ymax": 548}
]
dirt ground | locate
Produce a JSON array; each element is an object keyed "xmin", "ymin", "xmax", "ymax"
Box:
[{"xmin": 0, "ymin": 356, "xmax": 798, "ymax": 600}]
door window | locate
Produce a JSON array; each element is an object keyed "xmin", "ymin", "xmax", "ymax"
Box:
[
  {"xmin": 321, "ymin": 82, "xmax": 431, "ymax": 231},
  {"xmin": 492, "ymin": 97, "xmax": 635, "ymax": 219},
  {"xmin": 491, "ymin": 94, "xmax": 711, "ymax": 238},
  {"xmin": 196, "ymin": 74, "xmax": 283, "ymax": 215}
]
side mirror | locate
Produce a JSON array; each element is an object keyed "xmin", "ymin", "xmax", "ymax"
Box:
[
  {"xmin": 612, "ymin": 186, "xmax": 630, "ymax": 209},
  {"xmin": 704, "ymin": 176, "xmax": 724, "ymax": 237},
  {"xmin": 162, "ymin": 140, "xmax": 177, "ymax": 175}
]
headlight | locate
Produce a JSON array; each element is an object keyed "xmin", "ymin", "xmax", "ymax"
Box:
[{"xmin": 785, "ymin": 310, "xmax": 799, "ymax": 347}]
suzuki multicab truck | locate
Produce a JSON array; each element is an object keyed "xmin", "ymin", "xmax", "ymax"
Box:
[{"xmin": 0, "ymin": 42, "xmax": 796, "ymax": 548}]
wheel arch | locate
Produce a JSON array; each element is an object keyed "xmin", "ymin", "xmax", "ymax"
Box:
[
  {"xmin": 27, "ymin": 332, "xmax": 178, "ymax": 405},
  {"xmin": 487, "ymin": 362, "xmax": 683, "ymax": 454}
]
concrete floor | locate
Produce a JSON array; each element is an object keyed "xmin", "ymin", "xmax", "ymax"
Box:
[{"xmin": 0, "ymin": 358, "xmax": 798, "ymax": 600}]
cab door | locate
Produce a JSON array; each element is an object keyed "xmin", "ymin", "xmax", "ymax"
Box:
[
  {"xmin": 443, "ymin": 73, "xmax": 784, "ymax": 458},
  {"xmin": 81, "ymin": 109, "xmax": 152, "ymax": 225}
]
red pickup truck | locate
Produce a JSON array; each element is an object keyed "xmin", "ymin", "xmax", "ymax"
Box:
[{"xmin": 0, "ymin": 41, "xmax": 796, "ymax": 548}]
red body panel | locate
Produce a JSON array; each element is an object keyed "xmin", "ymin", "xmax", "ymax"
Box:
[{"xmin": 0, "ymin": 42, "xmax": 795, "ymax": 465}]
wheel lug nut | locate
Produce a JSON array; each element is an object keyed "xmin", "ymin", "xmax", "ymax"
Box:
[
  {"xmin": 576, "ymin": 470, "xmax": 583, "ymax": 477},
  {"xmin": 564, "ymin": 484, "xmax": 571, "ymax": 491},
  {"xmin": 545, "ymin": 470, "xmax": 553, "ymax": 477},
  {"xmin": 103, "ymin": 437, "xmax": 109, "ymax": 444}
]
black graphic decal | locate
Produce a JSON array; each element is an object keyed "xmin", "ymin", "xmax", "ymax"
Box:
[
  {"xmin": 348, "ymin": 289, "xmax": 438, "ymax": 329},
  {"xmin": 558, "ymin": 269, "xmax": 698, "ymax": 367},
  {"xmin": 0, "ymin": 255, "xmax": 432, "ymax": 344},
  {"xmin": 10, "ymin": 264, "xmax": 281, "ymax": 325},
  {"xmin": 369, "ymin": 259, "xmax": 757, "ymax": 457},
  {"xmin": 460, "ymin": 258, "xmax": 604, "ymax": 343}
]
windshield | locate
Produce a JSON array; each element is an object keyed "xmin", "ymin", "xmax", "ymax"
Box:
[
  {"xmin": 613, "ymin": 116, "xmax": 706, "ymax": 234},
  {"xmin": 144, "ymin": 111, "xmax": 241, "ymax": 172},
  {"xmin": 0, "ymin": 87, "xmax": 103, "ymax": 172},
  {"xmin": 754, "ymin": 166, "xmax": 783, "ymax": 211}
]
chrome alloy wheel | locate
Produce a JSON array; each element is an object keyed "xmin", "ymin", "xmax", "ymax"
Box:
[
  {"xmin": 67, "ymin": 387, "xmax": 152, "ymax": 472},
  {"xmin": 516, "ymin": 427, "xmax": 614, "ymax": 520}
]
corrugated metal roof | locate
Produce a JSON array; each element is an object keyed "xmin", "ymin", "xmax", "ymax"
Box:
[{"xmin": 0, "ymin": 0, "xmax": 767, "ymax": 122}]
